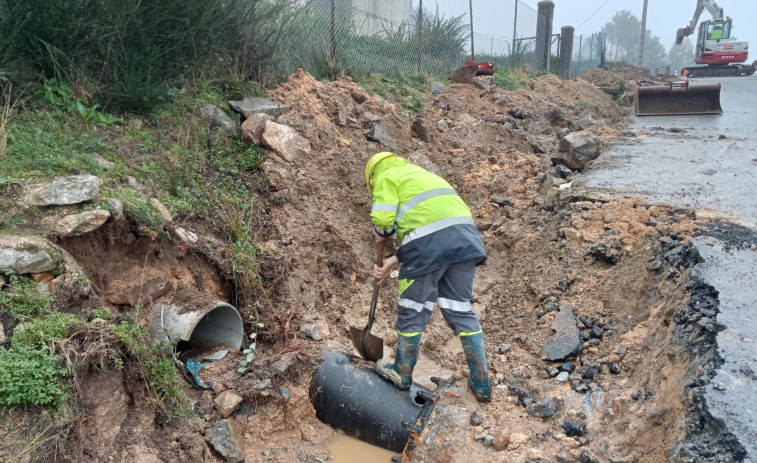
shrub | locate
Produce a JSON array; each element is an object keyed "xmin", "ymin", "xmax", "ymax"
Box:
[
  {"xmin": 0, "ymin": 343, "xmax": 69, "ymax": 407},
  {"xmin": 0, "ymin": 274, "xmax": 53, "ymax": 320}
]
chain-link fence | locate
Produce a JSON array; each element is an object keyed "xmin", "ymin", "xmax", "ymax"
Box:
[
  {"xmin": 274, "ymin": 0, "xmax": 604, "ymax": 80},
  {"xmin": 569, "ymin": 32, "xmax": 607, "ymax": 78}
]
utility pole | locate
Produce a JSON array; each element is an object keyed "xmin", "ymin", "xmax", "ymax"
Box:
[
  {"xmin": 512, "ymin": 0, "xmax": 518, "ymax": 66},
  {"xmin": 469, "ymin": 0, "xmax": 475, "ymax": 60},
  {"xmin": 638, "ymin": 0, "xmax": 648, "ymax": 67}
]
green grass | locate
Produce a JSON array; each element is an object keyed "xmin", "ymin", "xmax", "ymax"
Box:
[
  {"xmin": 0, "ymin": 275, "xmax": 53, "ymax": 320},
  {"xmin": 493, "ymin": 67, "xmax": 533, "ymax": 90},
  {"xmin": 0, "ymin": 344, "xmax": 70, "ymax": 407},
  {"xmin": 354, "ymin": 74, "xmax": 428, "ymax": 113}
]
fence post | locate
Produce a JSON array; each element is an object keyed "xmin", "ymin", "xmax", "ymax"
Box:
[
  {"xmin": 559, "ymin": 26, "xmax": 574, "ymax": 79},
  {"xmin": 330, "ymin": 0, "xmax": 336, "ymax": 59},
  {"xmin": 599, "ymin": 32, "xmax": 606, "ymax": 67},
  {"xmin": 534, "ymin": 1, "xmax": 554, "ymax": 71},
  {"xmin": 638, "ymin": 0, "xmax": 648, "ymax": 67},
  {"xmin": 469, "ymin": 0, "xmax": 474, "ymax": 60},
  {"xmin": 589, "ymin": 33, "xmax": 594, "ymax": 67},
  {"xmin": 512, "ymin": 0, "xmax": 518, "ymax": 67},
  {"xmin": 578, "ymin": 34, "xmax": 583, "ymax": 75},
  {"xmin": 417, "ymin": 0, "xmax": 423, "ymax": 74}
]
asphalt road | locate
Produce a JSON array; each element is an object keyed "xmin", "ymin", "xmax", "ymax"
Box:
[
  {"xmin": 578, "ymin": 76, "xmax": 757, "ymax": 227},
  {"xmin": 579, "ymin": 76, "xmax": 757, "ymax": 462}
]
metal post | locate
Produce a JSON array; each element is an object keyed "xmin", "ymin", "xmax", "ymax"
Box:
[
  {"xmin": 638, "ymin": 0, "xmax": 649, "ymax": 67},
  {"xmin": 512, "ymin": 0, "xmax": 518, "ymax": 66},
  {"xmin": 534, "ymin": 1, "xmax": 554, "ymax": 71},
  {"xmin": 330, "ymin": 0, "xmax": 336, "ymax": 59},
  {"xmin": 491, "ymin": 36, "xmax": 494, "ymax": 56},
  {"xmin": 559, "ymin": 26, "xmax": 574, "ymax": 79},
  {"xmin": 578, "ymin": 34, "xmax": 583, "ymax": 75},
  {"xmin": 417, "ymin": 0, "xmax": 423, "ymax": 74},
  {"xmin": 469, "ymin": 0, "xmax": 474, "ymax": 60},
  {"xmin": 589, "ymin": 33, "xmax": 594, "ymax": 68}
]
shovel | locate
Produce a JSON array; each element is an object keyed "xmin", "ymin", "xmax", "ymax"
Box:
[{"xmin": 349, "ymin": 240, "xmax": 385, "ymax": 362}]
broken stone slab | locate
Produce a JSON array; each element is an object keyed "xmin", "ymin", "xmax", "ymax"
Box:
[
  {"xmin": 262, "ymin": 120, "xmax": 312, "ymax": 163},
  {"xmin": 27, "ymin": 175, "xmax": 103, "ymax": 206},
  {"xmin": 241, "ymin": 112, "xmax": 274, "ymax": 147},
  {"xmin": 559, "ymin": 132, "xmax": 601, "ymax": 171},
  {"xmin": 206, "ymin": 419, "xmax": 244, "ymax": 463},
  {"xmin": 228, "ymin": 97, "xmax": 291, "ymax": 120},
  {"xmin": 55, "ymin": 209, "xmax": 111, "ymax": 237},
  {"xmin": 542, "ymin": 304, "xmax": 581, "ymax": 361},
  {"xmin": 365, "ymin": 122, "xmax": 398, "ymax": 152},
  {"xmin": 200, "ymin": 104, "xmax": 238, "ymax": 133},
  {"xmin": 148, "ymin": 198, "xmax": 173, "ymax": 224},
  {"xmin": 430, "ymin": 81, "xmax": 446, "ymax": 94},
  {"xmin": 214, "ymin": 390, "xmax": 243, "ymax": 418},
  {"xmin": 0, "ymin": 248, "xmax": 55, "ymax": 274}
]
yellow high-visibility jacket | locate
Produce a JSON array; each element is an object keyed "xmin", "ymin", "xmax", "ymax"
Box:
[{"xmin": 370, "ymin": 156, "xmax": 486, "ymax": 278}]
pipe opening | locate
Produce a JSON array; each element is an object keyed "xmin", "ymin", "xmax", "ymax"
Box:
[
  {"xmin": 414, "ymin": 396, "xmax": 426, "ymax": 405},
  {"xmin": 153, "ymin": 302, "xmax": 244, "ymax": 351}
]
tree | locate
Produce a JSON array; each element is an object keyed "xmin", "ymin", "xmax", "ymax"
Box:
[{"xmin": 602, "ymin": 10, "xmax": 668, "ymax": 71}]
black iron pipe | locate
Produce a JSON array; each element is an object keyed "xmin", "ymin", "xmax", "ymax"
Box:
[{"xmin": 309, "ymin": 351, "xmax": 435, "ymax": 454}]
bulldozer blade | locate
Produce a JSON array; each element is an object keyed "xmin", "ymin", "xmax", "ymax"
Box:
[{"xmin": 636, "ymin": 84, "xmax": 723, "ymax": 116}]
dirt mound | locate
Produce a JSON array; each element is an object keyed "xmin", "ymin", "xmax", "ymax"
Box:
[{"xmin": 580, "ymin": 67, "xmax": 625, "ymax": 88}]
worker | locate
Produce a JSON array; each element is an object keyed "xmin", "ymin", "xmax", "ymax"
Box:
[{"xmin": 365, "ymin": 152, "xmax": 491, "ymax": 402}]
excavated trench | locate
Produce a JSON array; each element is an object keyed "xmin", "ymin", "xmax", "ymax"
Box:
[{"xmin": 13, "ymin": 69, "xmax": 749, "ymax": 462}]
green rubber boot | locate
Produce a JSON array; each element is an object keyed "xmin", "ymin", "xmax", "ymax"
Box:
[
  {"xmin": 460, "ymin": 332, "xmax": 492, "ymax": 402},
  {"xmin": 375, "ymin": 332, "xmax": 421, "ymax": 390}
]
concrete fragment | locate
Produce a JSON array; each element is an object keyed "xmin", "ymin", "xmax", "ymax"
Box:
[
  {"xmin": 241, "ymin": 113, "xmax": 274, "ymax": 146},
  {"xmin": 228, "ymin": 97, "xmax": 291, "ymax": 119},
  {"xmin": 55, "ymin": 210, "xmax": 110, "ymax": 237},
  {"xmin": 365, "ymin": 122, "xmax": 397, "ymax": 151},
  {"xmin": 200, "ymin": 104, "xmax": 238, "ymax": 133},
  {"xmin": 27, "ymin": 175, "xmax": 102, "ymax": 206},
  {"xmin": 430, "ymin": 82, "xmax": 446, "ymax": 94},
  {"xmin": 262, "ymin": 121, "xmax": 312, "ymax": 163},
  {"xmin": 542, "ymin": 305, "xmax": 581, "ymax": 361},
  {"xmin": 149, "ymin": 198, "xmax": 173, "ymax": 223},
  {"xmin": 214, "ymin": 391, "xmax": 243, "ymax": 418},
  {"xmin": 559, "ymin": 132, "xmax": 601, "ymax": 171},
  {"xmin": 206, "ymin": 419, "xmax": 244, "ymax": 463}
]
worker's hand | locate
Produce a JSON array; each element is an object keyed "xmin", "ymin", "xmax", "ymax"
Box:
[
  {"xmin": 373, "ymin": 255, "xmax": 399, "ymax": 284},
  {"xmin": 372, "ymin": 228, "xmax": 385, "ymax": 243}
]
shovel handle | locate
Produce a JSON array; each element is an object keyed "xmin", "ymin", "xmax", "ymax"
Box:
[{"xmin": 367, "ymin": 240, "xmax": 384, "ymax": 331}]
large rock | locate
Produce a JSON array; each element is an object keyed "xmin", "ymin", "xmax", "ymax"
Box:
[
  {"xmin": 411, "ymin": 118, "xmax": 431, "ymax": 143},
  {"xmin": 228, "ymin": 97, "xmax": 291, "ymax": 119},
  {"xmin": 27, "ymin": 175, "xmax": 102, "ymax": 206},
  {"xmin": 542, "ymin": 304, "xmax": 581, "ymax": 361},
  {"xmin": 0, "ymin": 248, "xmax": 55, "ymax": 274},
  {"xmin": 559, "ymin": 132, "xmax": 601, "ymax": 170},
  {"xmin": 206, "ymin": 419, "xmax": 244, "ymax": 463},
  {"xmin": 104, "ymin": 198, "xmax": 124, "ymax": 221},
  {"xmin": 149, "ymin": 198, "xmax": 172, "ymax": 224},
  {"xmin": 365, "ymin": 122, "xmax": 397, "ymax": 151},
  {"xmin": 430, "ymin": 81, "xmax": 446, "ymax": 94},
  {"xmin": 241, "ymin": 113, "xmax": 273, "ymax": 146},
  {"xmin": 55, "ymin": 210, "xmax": 110, "ymax": 237},
  {"xmin": 261, "ymin": 121, "xmax": 312, "ymax": 163},
  {"xmin": 527, "ymin": 398, "xmax": 557, "ymax": 418},
  {"xmin": 200, "ymin": 104, "xmax": 238, "ymax": 133}
]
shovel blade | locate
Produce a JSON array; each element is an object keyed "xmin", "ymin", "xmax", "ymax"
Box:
[
  {"xmin": 349, "ymin": 325, "xmax": 384, "ymax": 362},
  {"xmin": 636, "ymin": 84, "xmax": 723, "ymax": 116}
]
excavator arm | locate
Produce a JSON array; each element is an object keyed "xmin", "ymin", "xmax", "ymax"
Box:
[{"xmin": 676, "ymin": 0, "xmax": 724, "ymax": 45}]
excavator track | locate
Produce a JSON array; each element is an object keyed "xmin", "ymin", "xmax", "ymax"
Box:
[{"xmin": 683, "ymin": 64, "xmax": 756, "ymax": 78}]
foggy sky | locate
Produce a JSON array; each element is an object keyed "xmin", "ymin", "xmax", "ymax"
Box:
[{"xmin": 550, "ymin": 0, "xmax": 756, "ymax": 54}]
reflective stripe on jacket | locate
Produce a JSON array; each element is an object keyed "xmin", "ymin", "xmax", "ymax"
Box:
[{"xmin": 370, "ymin": 157, "xmax": 486, "ymax": 278}]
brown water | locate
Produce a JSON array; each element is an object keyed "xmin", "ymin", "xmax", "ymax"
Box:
[{"xmin": 326, "ymin": 432, "xmax": 399, "ymax": 462}]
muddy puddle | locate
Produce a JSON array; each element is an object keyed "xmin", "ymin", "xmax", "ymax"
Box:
[{"xmin": 327, "ymin": 432, "xmax": 398, "ymax": 462}]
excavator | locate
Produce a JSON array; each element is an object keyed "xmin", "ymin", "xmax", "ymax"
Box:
[
  {"xmin": 675, "ymin": 0, "xmax": 755, "ymax": 77},
  {"xmin": 635, "ymin": 0, "xmax": 735, "ymax": 115}
]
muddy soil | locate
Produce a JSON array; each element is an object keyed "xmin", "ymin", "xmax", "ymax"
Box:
[{"xmin": 3, "ymin": 67, "xmax": 741, "ymax": 463}]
